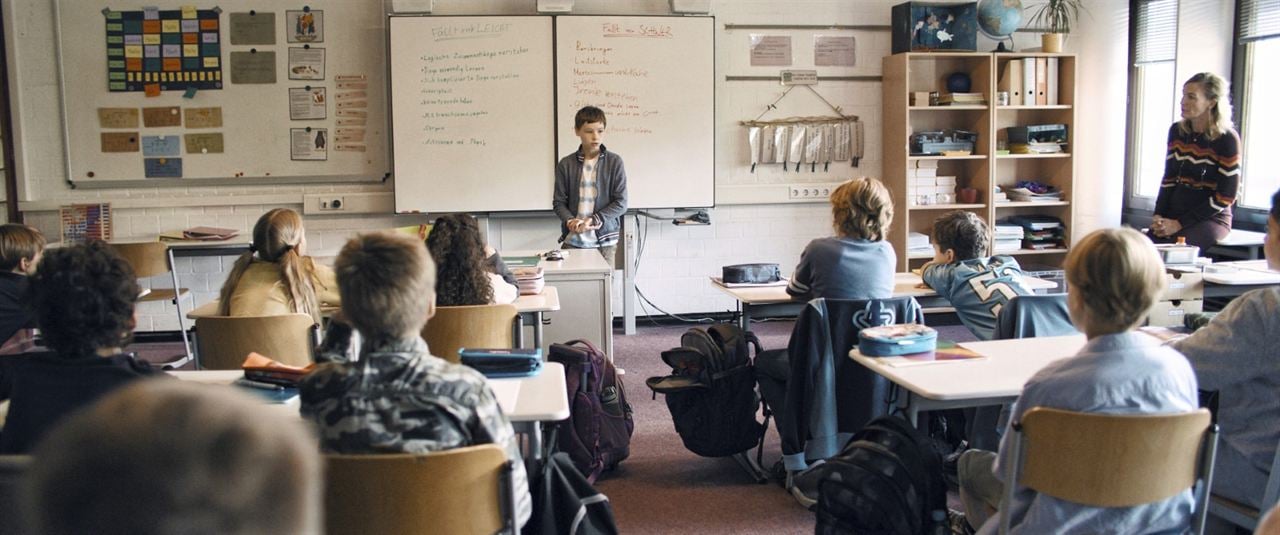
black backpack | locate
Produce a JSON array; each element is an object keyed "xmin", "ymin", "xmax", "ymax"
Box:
[
  {"xmin": 812, "ymin": 416, "xmax": 947, "ymax": 535},
  {"xmin": 645, "ymin": 324, "xmax": 767, "ymax": 460},
  {"xmin": 548, "ymin": 339, "xmax": 634, "ymax": 484}
]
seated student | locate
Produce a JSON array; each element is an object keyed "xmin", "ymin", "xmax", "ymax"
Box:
[
  {"xmin": 0, "ymin": 224, "xmax": 45, "ymax": 355},
  {"xmin": 300, "ymin": 232, "xmax": 531, "ymax": 526},
  {"xmin": 1170, "ymin": 187, "xmax": 1280, "ymax": 510},
  {"xmin": 955, "ymin": 228, "xmax": 1199, "ymax": 534},
  {"xmin": 0, "ymin": 242, "xmax": 157, "ymax": 453},
  {"xmin": 785, "ymin": 176, "xmax": 896, "ymax": 302},
  {"xmin": 920, "ymin": 211, "xmax": 1033, "ymax": 341},
  {"xmin": 218, "ymin": 207, "xmax": 338, "ymax": 324},
  {"xmin": 426, "ymin": 213, "xmax": 518, "ymax": 306},
  {"xmin": 25, "ymin": 380, "xmax": 321, "ymax": 535}
]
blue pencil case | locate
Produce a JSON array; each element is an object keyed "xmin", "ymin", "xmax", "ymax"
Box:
[
  {"xmin": 459, "ymin": 348, "xmax": 543, "ymax": 378},
  {"xmin": 858, "ymin": 324, "xmax": 938, "ymax": 356}
]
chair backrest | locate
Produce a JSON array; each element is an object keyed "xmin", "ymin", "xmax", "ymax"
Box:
[
  {"xmin": 107, "ymin": 241, "xmax": 171, "ymax": 278},
  {"xmin": 193, "ymin": 314, "xmax": 317, "ymax": 369},
  {"xmin": 994, "ymin": 294, "xmax": 1078, "ymax": 340},
  {"xmin": 1001, "ymin": 407, "xmax": 1217, "ymax": 534},
  {"xmin": 422, "ymin": 304, "xmax": 518, "ymax": 364},
  {"xmin": 324, "ymin": 445, "xmax": 515, "ymax": 535},
  {"xmin": 0, "ymin": 455, "xmax": 31, "ymax": 534}
]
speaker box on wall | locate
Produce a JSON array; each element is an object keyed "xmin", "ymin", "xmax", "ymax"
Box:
[
  {"xmin": 390, "ymin": 0, "xmax": 433, "ymax": 13},
  {"xmin": 537, "ymin": 0, "xmax": 574, "ymax": 13},
  {"xmin": 670, "ymin": 0, "xmax": 711, "ymax": 14}
]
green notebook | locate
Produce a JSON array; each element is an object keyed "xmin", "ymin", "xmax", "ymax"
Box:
[{"xmin": 504, "ymin": 256, "xmax": 542, "ymax": 268}]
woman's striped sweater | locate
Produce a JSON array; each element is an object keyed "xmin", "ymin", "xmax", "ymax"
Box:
[{"xmin": 1154, "ymin": 123, "xmax": 1241, "ymax": 228}]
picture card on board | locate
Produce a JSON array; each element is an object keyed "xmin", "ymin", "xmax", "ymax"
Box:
[
  {"xmin": 290, "ymin": 128, "xmax": 327, "ymax": 160},
  {"xmin": 141, "ymin": 135, "xmax": 181, "ymax": 157},
  {"xmin": 287, "ymin": 10, "xmax": 324, "ymax": 43},
  {"xmin": 144, "ymin": 157, "xmax": 183, "ymax": 178},
  {"xmin": 184, "ymin": 107, "xmax": 223, "ymax": 128},
  {"xmin": 230, "ymin": 51, "xmax": 277, "ymax": 84},
  {"xmin": 98, "ymin": 108, "xmax": 139, "ymax": 129},
  {"xmin": 229, "ymin": 12, "xmax": 276, "ymax": 45},
  {"xmin": 100, "ymin": 132, "xmax": 139, "ymax": 153},
  {"xmin": 141, "ymin": 106, "xmax": 181, "ymax": 127},
  {"xmin": 184, "ymin": 133, "xmax": 225, "ymax": 154},
  {"xmin": 288, "ymin": 87, "xmax": 327, "ymax": 120},
  {"xmin": 288, "ymin": 47, "xmax": 325, "ymax": 80}
]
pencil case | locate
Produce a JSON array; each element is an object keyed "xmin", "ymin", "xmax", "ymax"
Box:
[
  {"xmin": 858, "ymin": 324, "xmax": 937, "ymax": 356},
  {"xmin": 459, "ymin": 348, "xmax": 543, "ymax": 378},
  {"xmin": 722, "ymin": 263, "xmax": 781, "ymax": 284}
]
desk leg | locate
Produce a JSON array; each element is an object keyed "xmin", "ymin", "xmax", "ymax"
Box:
[
  {"xmin": 740, "ymin": 303, "xmax": 751, "ymax": 332},
  {"xmin": 532, "ymin": 312, "xmax": 544, "ymax": 350},
  {"xmin": 167, "ymin": 248, "xmax": 195, "ymax": 368},
  {"xmin": 514, "ymin": 315, "xmax": 525, "ymax": 348}
]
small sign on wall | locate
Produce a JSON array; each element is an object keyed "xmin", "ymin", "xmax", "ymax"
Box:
[{"xmin": 750, "ymin": 34, "xmax": 792, "ymax": 66}]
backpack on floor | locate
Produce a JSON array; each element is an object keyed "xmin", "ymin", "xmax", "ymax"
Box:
[
  {"xmin": 547, "ymin": 339, "xmax": 634, "ymax": 483},
  {"xmin": 812, "ymin": 416, "xmax": 947, "ymax": 535},
  {"xmin": 645, "ymin": 324, "xmax": 768, "ymax": 459}
]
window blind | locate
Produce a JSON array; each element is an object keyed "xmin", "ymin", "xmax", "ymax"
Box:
[
  {"xmin": 1135, "ymin": 0, "xmax": 1178, "ymax": 65},
  {"xmin": 1240, "ymin": 0, "xmax": 1280, "ymax": 43}
]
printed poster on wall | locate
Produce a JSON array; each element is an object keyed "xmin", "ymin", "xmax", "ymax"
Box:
[
  {"xmin": 286, "ymin": 9, "xmax": 323, "ymax": 43},
  {"xmin": 814, "ymin": 35, "xmax": 856, "ymax": 67},
  {"xmin": 288, "ymin": 47, "xmax": 325, "ymax": 80},
  {"xmin": 290, "ymin": 128, "xmax": 327, "ymax": 160},
  {"xmin": 750, "ymin": 35, "xmax": 792, "ymax": 66},
  {"xmin": 289, "ymin": 87, "xmax": 327, "ymax": 119}
]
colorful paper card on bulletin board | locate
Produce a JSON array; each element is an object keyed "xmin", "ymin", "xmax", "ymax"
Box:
[{"xmin": 105, "ymin": 7, "xmax": 224, "ymax": 92}]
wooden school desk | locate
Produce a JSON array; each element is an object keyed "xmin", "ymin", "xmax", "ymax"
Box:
[
  {"xmin": 170, "ymin": 362, "xmax": 570, "ymax": 465},
  {"xmin": 712, "ymin": 272, "xmax": 1060, "ymax": 331},
  {"xmin": 849, "ymin": 334, "xmax": 1088, "ymax": 427},
  {"xmin": 186, "ymin": 287, "xmax": 562, "ymax": 350}
]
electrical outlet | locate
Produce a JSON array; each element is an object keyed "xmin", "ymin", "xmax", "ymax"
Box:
[
  {"xmin": 789, "ymin": 187, "xmax": 803, "ymax": 199},
  {"xmin": 319, "ymin": 196, "xmax": 345, "ymax": 211}
]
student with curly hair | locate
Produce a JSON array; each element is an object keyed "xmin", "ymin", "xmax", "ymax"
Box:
[
  {"xmin": 217, "ymin": 208, "xmax": 338, "ymax": 324},
  {"xmin": 0, "ymin": 241, "xmax": 157, "ymax": 453},
  {"xmin": 426, "ymin": 213, "xmax": 517, "ymax": 306}
]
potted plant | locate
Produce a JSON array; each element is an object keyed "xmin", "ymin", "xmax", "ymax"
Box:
[{"xmin": 1027, "ymin": 0, "xmax": 1087, "ymax": 53}]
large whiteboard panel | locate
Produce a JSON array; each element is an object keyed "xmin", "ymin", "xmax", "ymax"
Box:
[
  {"xmin": 555, "ymin": 16, "xmax": 715, "ymax": 209},
  {"xmin": 57, "ymin": 0, "xmax": 387, "ymax": 184},
  {"xmin": 390, "ymin": 16, "xmax": 555, "ymax": 213}
]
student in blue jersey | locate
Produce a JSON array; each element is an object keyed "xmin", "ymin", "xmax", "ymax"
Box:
[
  {"xmin": 919, "ymin": 210, "xmax": 1033, "ymax": 341},
  {"xmin": 1170, "ymin": 187, "xmax": 1280, "ymax": 511},
  {"xmin": 784, "ymin": 176, "xmax": 897, "ymax": 302},
  {"xmin": 955, "ymin": 228, "xmax": 1199, "ymax": 534},
  {"xmin": 552, "ymin": 106, "xmax": 628, "ymax": 267}
]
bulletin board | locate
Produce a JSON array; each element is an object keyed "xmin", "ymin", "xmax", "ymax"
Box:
[{"xmin": 54, "ymin": 0, "xmax": 388, "ymax": 186}]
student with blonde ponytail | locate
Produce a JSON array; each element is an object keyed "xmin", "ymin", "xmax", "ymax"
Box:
[{"xmin": 217, "ymin": 208, "xmax": 338, "ymax": 323}]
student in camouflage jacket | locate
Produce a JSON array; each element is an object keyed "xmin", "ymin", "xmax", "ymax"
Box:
[{"xmin": 299, "ymin": 232, "xmax": 531, "ymax": 526}]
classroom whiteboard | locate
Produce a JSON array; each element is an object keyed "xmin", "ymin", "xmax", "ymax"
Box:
[
  {"xmin": 389, "ymin": 16, "xmax": 555, "ymax": 213},
  {"xmin": 390, "ymin": 15, "xmax": 714, "ymax": 213},
  {"xmin": 55, "ymin": 0, "xmax": 388, "ymax": 185},
  {"xmin": 555, "ymin": 16, "xmax": 715, "ymax": 210}
]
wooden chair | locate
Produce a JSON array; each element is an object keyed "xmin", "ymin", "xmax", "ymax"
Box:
[
  {"xmin": 109, "ymin": 241, "xmax": 193, "ymax": 366},
  {"xmin": 324, "ymin": 445, "xmax": 517, "ymax": 535},
  {"xmin": 422, "ymin": 304, "xmax": 518, "ymax": 364},
  {"xmin": 0, "ymin": 455, "xmax": 31, "ymax": 534},
  {"xmin": 999, "ymin": 407, "xmax": 1218, "ymax": 535},
  {"xmin": 1207, "ymin": 439, "xmax": 1280, "ymax": 530},
  {"xmin": 193, "ymin": 314, "xmax": 317, "ymax": 370}
]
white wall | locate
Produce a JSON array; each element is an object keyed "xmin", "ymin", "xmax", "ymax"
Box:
[{"xmin": 3, "ymin": 0, "xmax": 1134, "ymax": 326}]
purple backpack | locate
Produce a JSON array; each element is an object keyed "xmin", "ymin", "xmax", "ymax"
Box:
[{"xmin": 548, "ymin": 339, "xmax": 634, "ymax": 483}]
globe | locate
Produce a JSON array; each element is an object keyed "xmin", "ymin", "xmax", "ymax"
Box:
[{"xmin": 977, "ymin": 0, "xmax": 1023, "ymax": 48}]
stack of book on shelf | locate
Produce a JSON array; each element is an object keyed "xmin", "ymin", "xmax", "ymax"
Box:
[
  {"xmin": 936, "ymin": 92, "xmax": 986, "ymax": 106},
  {"xmin": 993, "ymin": 225, "xmax": 1025, "ymax": 253},
  {"xmin": 992, "ymin": 185, "xmax": 1009, "ymax": 203},
  {"xmin": 908, "ymin": 160, "xmax": 957, "ymax": 206},
  {"xmin": 512, "ymin": 266, "xmax": 545, "ymax": 295},
  {"xmin": 908, "ymin": 231, "xmax": 933, "ymax": 257},
  {"xmin": 1004, "ymin": 215, "xmax": 1065, "ymax": 250},
  {"xmin": 1010, "ymin": 141, "xmax": 1064, "ymax": 154},
  {"xmin": 1006, "ymin": 181, "xmax": 1062, "ymax": 202}
]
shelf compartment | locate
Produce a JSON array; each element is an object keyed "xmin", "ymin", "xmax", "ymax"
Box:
[
  {"xmin": 995, "ymin": 201, "xmax": 1070, "ymax": 208},
  {"xmin": 996, "ymin": 153, "xmax": 1072, "ymax": 159},
  {"xmin": 997, "ymin": 105, "xmax": 1072, "ymax": 110},
  {"xmin": 910, "ymin": 105, "xmax": 988, "ymax": 111},
  {"xmin": 910, "ymin": 155, "xmax": 987, "ymax": 160},
  {"xmin": 908, "ymin": 203, "xmax": 986, "ymax": 210}
]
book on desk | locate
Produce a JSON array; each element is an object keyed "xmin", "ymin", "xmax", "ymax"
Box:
[{"xmin": 872, "ymin": 342, "xmax": 986, "ymax": 368}]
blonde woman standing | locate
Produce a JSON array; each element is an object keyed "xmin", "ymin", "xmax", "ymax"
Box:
[{"xmin": 218, "ymin": 208, "xmax": 338, "ymax": 323}]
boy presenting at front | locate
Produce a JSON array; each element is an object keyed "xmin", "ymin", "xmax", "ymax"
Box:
[
  {"xmin": 920, "ymin": 211, "xmax": 1033, "ymax": 340},
  {"xmin": 553, "ymin": 106, "xmax": 628, "ymax": 265},
  {"xmin": 955, "ymin": 228, "xmax": 1199, "ymax": 534},
  {"xmin": 299, "ymin": 232, "xmax": 530, "ymax": 527}
]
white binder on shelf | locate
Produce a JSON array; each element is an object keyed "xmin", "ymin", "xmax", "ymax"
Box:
[
  {"xmin": 1047, "ymin": 57, "xmax": 1059, "ymax": 105},
  {"xmin": 1021, "ymin": 57, "xmax": 1036, "ymax": 106}
]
